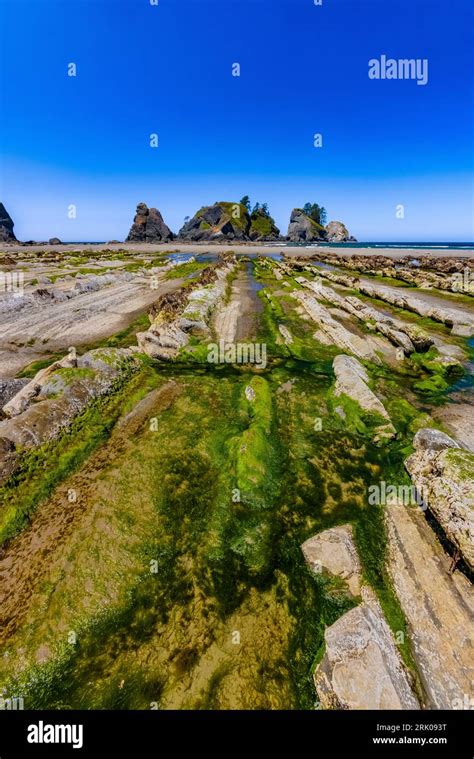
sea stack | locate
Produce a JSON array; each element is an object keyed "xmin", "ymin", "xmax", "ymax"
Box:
[
  {"xmin": 179, "ymin": 202, "xmax": 251, "ymax": 241},
  {"xmin": 126, "ymin": 203, "xmax": 173, "ymax": 243},
  {"xmin": 0, "ymin": 203, "xmax": 17, "ymax": 242},
  {"xmin": 325, "ymin": 221, "xmax": 356, "ymax": 242},
  {"xmin": 287, "ymin": 209, "xmax": 356, "ymax": 242}
]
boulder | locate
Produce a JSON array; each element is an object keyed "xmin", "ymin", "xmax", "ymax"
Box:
[
  {"xmin": 126, "ymin": 202, "xmax": 173, "ymax": 242},
  {"xmin": 314, "ymin": 587, "xmax": 419, "ymax": 709},
  {"xmin": 287, "ymin": 209, "xmax": 325, "ymax": 242},
  {"xmin": 48, "ymin": 237, "xmax": 62, "ymax": 245},
  {"xmin": 178, "ymin": 202, "xmax": 251, "ymax": 241},
  {"xmin": 0, "ymin": 203, "xmax": 17, "ymax": 242}
]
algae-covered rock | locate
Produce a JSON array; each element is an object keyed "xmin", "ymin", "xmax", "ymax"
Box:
[
  {"xmin": 179, "ymin": 202, "xmax": 250, "ymax": 241},
  {"xmin": 314, "ymin": 587, "xmax": 419, "ymax": 709},
  {"xmin": 405, "ymin": 435, "xmax": 474, "ymax": 571},
  {"xmin": 332, "ymin": 354, "xmax": 395, "ymax": 441},
  {"xmin": 302, "ymin": 524, "xmax": 361, "ymax": 596}
]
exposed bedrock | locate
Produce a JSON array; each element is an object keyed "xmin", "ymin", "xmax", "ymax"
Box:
[
  {"xmin": 303, "ymin": 526, "xmax": 419, "ymax": 709},
  {"xmin": 385, "ymin": 491, "xmax": 474, "ymax": 709},
  {"xmin": 332, "ymin": 354, "xmax": 396, "ymax": 441},
  {"xmin": 137, "ymin": 258, "xmax": 236, "ymax": 359},
  {"xmin": 358, "ymin": 282, "xmax": 474, "ymax": 336},
  {"xmin": 302, "ymin": 524, "xmax": 361, "ymax": 596},
  {"xmin": 325, "ymin": 220, "xmax": 356, "ymax": 242},
  {"xmin": 294, "ymin": 264, "xmax": 473, "ymax": 336},
  {"xmin": 301, "ymin": 279, "xmax": 434, "ymax": 355},
  {"xmin": 0, "ymin": 379, "xmax": 29, "ymax": 409},
  {"xmin": 287, "ymin": 209, "xmax": 326, "ymax": 242},
  {"xmin": 0, "ymin": 349, "xmax": 138, "ymax": 482},
  {"xmin": 2, "ymin": 355, "xmax": 78, "ymax": 418},
  {"xmin": 293, "ymin": 291, "xmax": 380, "ymax": 363},
  {"xmin": 314, "ymin": 587, "xmax": 420, "ymax": 710},
  {"xmin": 405, "ymin": 429, "xmax": 474, "ymax": 572}
]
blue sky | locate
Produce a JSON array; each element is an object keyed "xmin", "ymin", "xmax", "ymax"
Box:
[{"xmin": 1, "ymin": 0, "xmax": 473, "ymax": 242}]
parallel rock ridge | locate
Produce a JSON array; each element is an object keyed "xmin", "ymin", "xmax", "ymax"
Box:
[
  {"xmin": 405, "ymin": 428, "xmax": 474, "ymax": 571},
  {"xmin": 315, "ymin": 588, "xmax": 420, "ymax": 710},
  {"xmin": 302, "ymin": 526, "xmax": 419, "ymax": 710}
]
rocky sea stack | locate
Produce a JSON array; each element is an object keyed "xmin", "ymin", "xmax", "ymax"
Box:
[
  {"xmin": 287, "ymin": 208, "xmax": 356, "ymax": 243},
  {"xmin": 178, "ymin": 201, "xmax": 279, "ymax": 242},
  {"xmin": 325, "ymin": 220, "xmax": 355, "ymax": 242},
  {"xmin": 287, "ymin": 208, "xmax": 326, "ymax": 242},
  {"xmin": 0, "ymin": 203, "xmax": 17, "ymax": 242},
  {"xmin": 126, "ymin": 202, "xmax": 173, "ymax": 243},
  {"xmin": 179, "ymin": 202, "xmax": 250, "ymax": 241}
]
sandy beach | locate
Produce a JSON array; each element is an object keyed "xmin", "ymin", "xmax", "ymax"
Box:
[{"xmin": 1, "ymin": 241, "xmax": 473, "ymax": 260}]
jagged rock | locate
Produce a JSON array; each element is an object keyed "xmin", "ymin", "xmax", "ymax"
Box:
[
  {"xmin": 0, "ymin": 349, "xmax": 137, "ymax": 451},
  {"xmin": 2, "ymin": 354, "xmax": 78, "ymax": 418},
  {"xmin": 304, "ymin": 281, "xmax": 419, "ymax": 355},
  {"xmin": 294, "ymin": 292, "xmax": 380, "ymax": 363},
  {"xmin": 126, "ymin": 202, "xmax": 173, "ymax": 242},
  {"xmin": 385, "ymin": 493, "xmax": 474, "ymax": 709},
  {"xmin": 325, "ymin": 220, "xmax": 355, "ymax": 242},
  {"xmin": 137, "ymin": 322, "xmax": 189, "ymax": 360},
  {"xmin": 358, "ymin": 282, "xmax": 473, "ymax": 337},
  {"xmin": 287, "ymin": 209, "xmax": 325, "ymax": 242},
  {"xmin": 332, "ymin": 354, "xmax": 395, "ymax": 441},
  {"xmin": 405, "ymin": 433, "xmax": 474, "ymax": 571},
  {"xmin": 0, "ymin": 203, "xmax": 17, "ymax": 242},
  {"xmin": 178, "ymin": 202, "xmax": 250, "ymax": 241},
  {"xmin": 137, "ymin": 260, "xmax": 236, "ymax": 359},
  {"xmin": 302, "ymin": 524, "xmax": 361, "ymax": 596},
  {"xmin": 314, "ymin": 587, "xmax": 419, "ymax": 709}
]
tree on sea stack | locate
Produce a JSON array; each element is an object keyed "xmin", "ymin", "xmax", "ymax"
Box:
[{"xmin": 303, "ymin": 202, "xmax": 327, "ymax": 226}]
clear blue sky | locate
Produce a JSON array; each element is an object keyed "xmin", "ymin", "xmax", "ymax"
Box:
[{"xmin": 1, "ymin": 0, "xmax": 473, "ymax": 242}]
